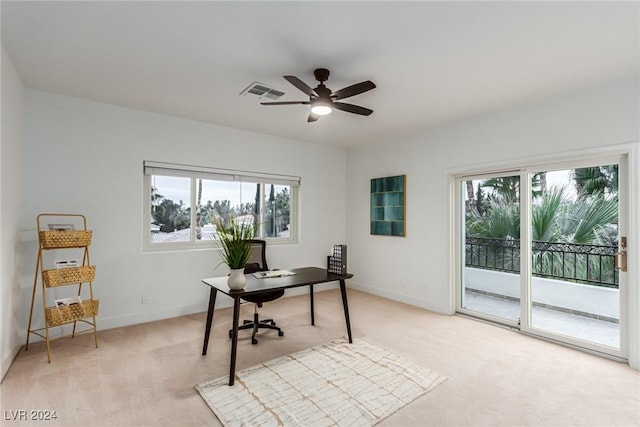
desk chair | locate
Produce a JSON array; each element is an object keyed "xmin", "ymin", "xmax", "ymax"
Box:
[{"xmin": 229, "ymin": 239, "xmax": 284, "ymax": 344}]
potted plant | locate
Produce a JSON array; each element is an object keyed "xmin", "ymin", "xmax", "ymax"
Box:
[{"xmin": 214, "ymin": 216, "xmax": 259, "ymax": 290}]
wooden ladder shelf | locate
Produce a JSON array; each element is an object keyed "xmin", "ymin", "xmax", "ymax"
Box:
[{"xmin": 25, "ymin": 213, "xmax": 99, "ymax": 362}]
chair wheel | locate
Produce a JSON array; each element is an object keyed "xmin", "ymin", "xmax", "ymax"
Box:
[
  {"xmin": 270, "ymin": 321, "xmax": 276, "ymax": 326},
  {"xmin": 228, "ymin": 330, "xmax": 233, "ymax": 338},
  {"xmin": 278, "ymin": 331, "xmax": 284, "ymax": 337},
  {"xmin": 251, "ymin": 338, "xmax": 258, "ymax": 345}
]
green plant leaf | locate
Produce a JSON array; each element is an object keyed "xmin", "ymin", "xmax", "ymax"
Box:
[{"xmin": 213, "ymin": 216, "xmax": 259, "ymax": 269}]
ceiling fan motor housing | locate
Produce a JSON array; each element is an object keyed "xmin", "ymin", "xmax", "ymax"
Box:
[
  {"xmin": 314, "ymin": 85, "xmax": 332, "ymax": 99},
  {"xmin": 314, "ymin": 68, "xmax": 330, "ymax": 82}
]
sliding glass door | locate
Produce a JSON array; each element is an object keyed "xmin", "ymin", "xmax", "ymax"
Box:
[
  {"xmin": 459, "ymin": 172, "xmax": 522, "ymax": 326},
  {"xmin": 456, "ymin": 155, "xmax": 627, "ymax": 358},
  {"xmin": 523, "ymin": 162, "xmax": 624, "ymax": 353}
]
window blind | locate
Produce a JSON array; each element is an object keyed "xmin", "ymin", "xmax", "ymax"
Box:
[{"xmin": 143, "ymin": 161, "xmax": 301, "ymax": 187}]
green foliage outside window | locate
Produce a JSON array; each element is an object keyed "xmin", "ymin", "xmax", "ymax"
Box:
[
  {"xmin": 150, "ymin": 180, "xmax": 292, "ymax": 242},
  {"xmin": 464, "ymin": 165, "xmax": 619, "ymax": 287}
]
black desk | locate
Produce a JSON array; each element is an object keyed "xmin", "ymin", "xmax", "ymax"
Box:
[{"xmin": 201, "ymin": 266, "xmax": 354, "ymax": 385}]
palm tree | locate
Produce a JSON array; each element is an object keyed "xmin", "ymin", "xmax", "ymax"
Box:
[
  {"xmin": 467, "ymin": 184, "xmax": 618, "ymax": 284},
  {"xmin": 535, "ymin": 192, "xmax": 618, "ymax": 284},
  {"xmin": 466, "ymin": 199, "xmax": 520, "ymax": 239},
  {"xmin": 481, "ymin": 173, "xmax": 547, "ymax": 203},
  {"xmin": 556, "ymin": 193, "xmax": 618, "ymax": 244},
  {"xmin": 195, "ymin": 179, "xmax": 203, "ymax": 240},
  {"xmin": 465, "ymin": 180, "xmax": 475, "ymax": 211},
  {"xmin": 482, "ymin": 176, "xmax": 520, "ymax": 203},
  {"xmin": 254, "ymin": 183, "xmax": 260, "ymax": 231},
  {"xmin": 266, "ymin": 184, "xmax": 275, "ymax": 237},
  {"xmin": 275, "ymin": 187, "xmax": 290, "ymax": 232},
  {"xmin": 531, "ymin": 186, "xmax": 565, "ymax": 242},
  {"xmin": 470, "ymin": 186, "xmax": 617, "ymax": 244},
  {"xmin": 573, "ymin": 165, "xmax": 618, "ymax": 199},
  {"xmin": 539, "ymin": 171, "xmax": 547, "ymax": 193}
]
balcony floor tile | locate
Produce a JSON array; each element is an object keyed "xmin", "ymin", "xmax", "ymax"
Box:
[{"xmin": 463, "ymin": 292, "xmax": 620, "ymax": 349}]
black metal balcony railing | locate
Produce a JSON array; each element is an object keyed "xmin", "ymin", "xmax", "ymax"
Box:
[{"xmin": 465, "ymin": 237, "xmax": 619, "ymax": 288}]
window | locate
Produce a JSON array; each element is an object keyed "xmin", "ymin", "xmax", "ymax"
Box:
[{"xmin": 143, "ymin": 161, "xmax": 299, "ymax": 250}]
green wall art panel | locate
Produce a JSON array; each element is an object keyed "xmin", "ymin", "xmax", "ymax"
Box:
[{"xmin": 370, "ymin": 175, "xmax": 406, "ymax": 236}]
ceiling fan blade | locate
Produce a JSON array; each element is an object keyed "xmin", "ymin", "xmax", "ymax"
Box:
[
  {"xmin": 333, "ymin": 102, "xmax": 373, "ymax": 116},
  {"xmin": 307, "ymin": 113, "xmax": 319, "ymax": 122},
  {"xmin": 331, "ymin": 80, "xmax": 376, "ymax": 100},
  {"xmin": 261, "ymin": 101, "xmax": 310, "ymax": 105},
  {"xmin": 284, "ymin": 75, "xmax": 317, "ymax": 97}
]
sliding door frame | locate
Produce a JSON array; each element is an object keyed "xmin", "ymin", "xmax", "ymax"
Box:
[
  {"xmin": 454, "ymin": 168, "xmax": 523, "ymax": 328},
  {"xmin": 518, "ymin": 155, "xmax": 627, "ymax": 360},
  {"xmin": 449, "ymin": 143, "xmax": 639, "ymax": 367}
]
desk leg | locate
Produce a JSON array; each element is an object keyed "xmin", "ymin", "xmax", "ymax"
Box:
[
  {"xmin": 202, "ymin": 288, "xmax": 217, "ymax": 356},
  {"xmin": 309, "ymin": 285, "xmax": 315, "ymax": 326},
  {"xmin": 229, "ymin": 297, "xmax": 241, "ymax": 386},
  {"xmin": 339, "ymin": 280, "xmax": 353, "ymax": 343}
]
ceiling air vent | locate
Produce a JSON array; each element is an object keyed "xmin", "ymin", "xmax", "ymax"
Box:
[{"xmin": 240, "ymin": 82, "xmax": 285, "ymax": 100}]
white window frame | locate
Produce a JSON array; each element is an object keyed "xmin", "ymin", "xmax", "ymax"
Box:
[{"xmin": 143, "ymin": 161, "xmax": 299, "ymax": 252}]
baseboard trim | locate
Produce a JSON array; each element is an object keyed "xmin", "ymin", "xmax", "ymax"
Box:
[
  {"xmin": 1, "ymin": 344, "xmax": 22, "ymax": 384},
  {"xmin": 347, "ymin": 280, "xmax": 446, "ymax": 314},
  {"xmin": 20, "ymin": 283, "xmax": 340, "ymax": 343}
]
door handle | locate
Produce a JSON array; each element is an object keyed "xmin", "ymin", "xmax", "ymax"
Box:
[
  {"xmin": 615, "ymin": 250, "xmax": 627, "ymax": 272},
  {"xmin": 615, "ymin": 236, "xmax": 627, "ymax": 272}
]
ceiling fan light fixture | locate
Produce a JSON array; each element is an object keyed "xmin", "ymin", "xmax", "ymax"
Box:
[
  {"xmin": 310, "ymin": 100, "xmax": 332, "ymax": 116},
  {"xmin": 261, "ymin": 69, "xmax": 375, "ymax": 122}
]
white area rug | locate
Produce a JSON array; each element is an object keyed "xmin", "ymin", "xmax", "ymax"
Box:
[{"xmin": 196, "ymin": 338, "xmax": 447, "ymax": 426}]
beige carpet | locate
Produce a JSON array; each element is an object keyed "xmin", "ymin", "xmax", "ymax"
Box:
[
  {"xmin": 3, "ymin": 289, "xmax": 639, "ymax": 426},
  {"xmin": 196, "ymin": 338, "xmax": 446, "ymax": 426}
]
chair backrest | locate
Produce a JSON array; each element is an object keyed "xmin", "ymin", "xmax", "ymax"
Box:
[{"xmin": 244, "ymin": 239, "xmax": 269, "ymax": 273}]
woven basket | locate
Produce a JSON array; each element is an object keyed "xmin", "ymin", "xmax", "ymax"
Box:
[
  {"xmin": 45, "ymin": 299, "xmax": 99, "ymax": 327},
  {"xmin": 42, "ymin": 265, "xmax": 95, "ymax": 287},
  {"xmin": 39, "ymin": 230, "xmax": 92, "ymax": 249}
]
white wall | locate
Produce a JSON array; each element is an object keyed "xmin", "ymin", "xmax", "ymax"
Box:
[
  {"xmin": 6, "ymin": 69, "xmax": 639, "ymax": 371},
  {"xmin": 18, "ymin": 90, "xmax": 347, "ymax": 339},
  {"xmin": 346, "ymin": 75, "xmax": 640, "ymax": 366},
  {"xmin": 1, "ymin": 46, "xmax": 24, "ymax": 379}
]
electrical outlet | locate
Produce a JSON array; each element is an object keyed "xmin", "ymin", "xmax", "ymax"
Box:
[{"xmin": 141, "ymin": 294, "xmax": 149, "ymax": 305}]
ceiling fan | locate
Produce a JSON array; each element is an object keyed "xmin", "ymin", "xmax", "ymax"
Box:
[{"xmin": 261, "ymin": 68, "xmax": 376, "ymax": 122}]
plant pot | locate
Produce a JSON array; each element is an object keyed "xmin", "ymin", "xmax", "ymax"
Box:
[{"xmin": 228, "ymin": 268, "xmax": 246, "ymax": 290}]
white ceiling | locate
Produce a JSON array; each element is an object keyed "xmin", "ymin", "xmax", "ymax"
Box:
[{"xmin": 2, "ymin": 1, "xmax": 638, "ymax": 148}]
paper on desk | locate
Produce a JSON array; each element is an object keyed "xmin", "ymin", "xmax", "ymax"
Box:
[{"xmin": 252, "ymin": 270, "xmax": 296, "ymax": 279}]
